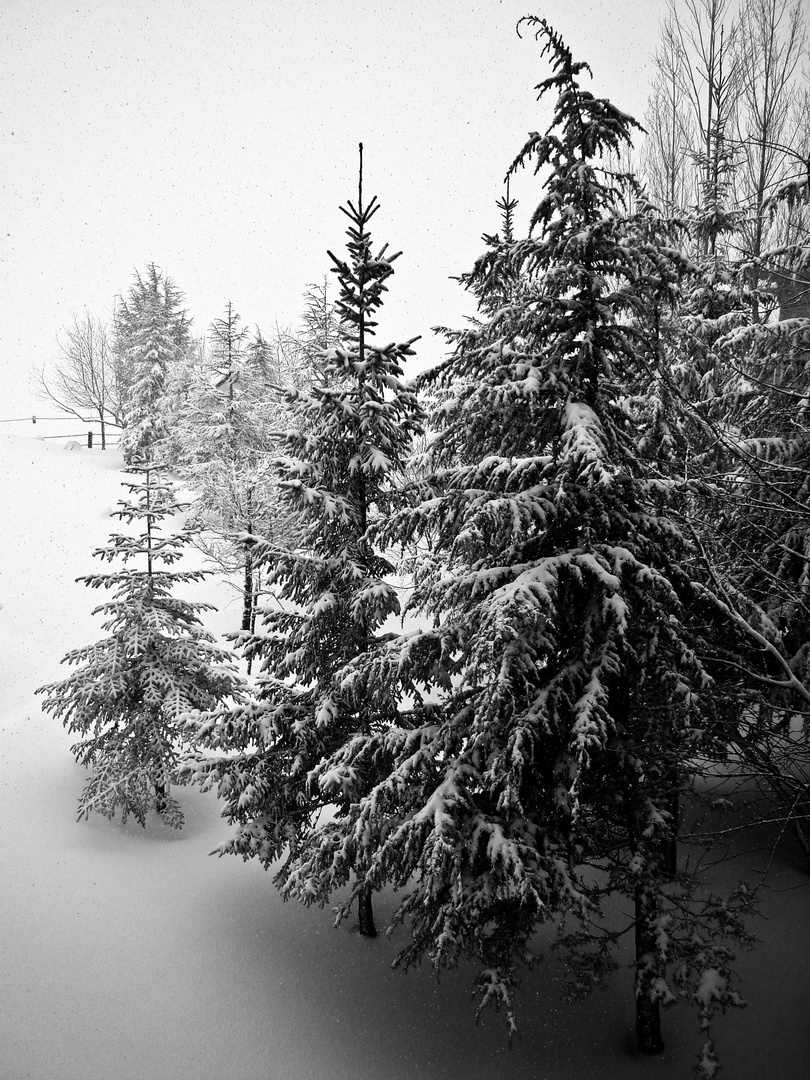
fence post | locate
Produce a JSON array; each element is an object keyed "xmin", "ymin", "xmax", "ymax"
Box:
[{"xmin": 87, "ymin": 431, "xmax": 93, "ymax": 449}]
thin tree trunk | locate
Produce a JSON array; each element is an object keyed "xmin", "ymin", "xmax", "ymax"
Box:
[
  {"xmin": 353, "ymin": 148, "xmax": 375, "ymax": 944},
  {"xmin": 790, "ymin": 789, "xmax": 810, "ymax": 876},
  {"xmin": 662, "ymin": 767, "xmax": 679, "ymax": 880},
  {"xmin": 154, "ymin": 782, "xmax": 167, "ymax": 815},
  {"xmin": 250, "ymin": 570, "xmax": 259, "ymax": 637},
  {"xmin": 242, "ymin": 548, "xmax": 253, "ymax": 633},
  {"xmin": 244, "ymin": 487, "xmax": 255, "ymax": 674},
  {"xmin": 357, "ymin": 878, "xmax": 377, "ymax": 938},
  {"xmin": 635, "ymin": 882, "xmax": 665, "ymax": 1055}
]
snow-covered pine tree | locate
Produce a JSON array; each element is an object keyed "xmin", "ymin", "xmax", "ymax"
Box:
[
  {"xmin": 180, "ymin": 146, "xmax": 423, "ymax": 935},
  {"xmin": 244, "ymin": 325, "xmax": 279, "ymax": 387},
  {"xmin": 175, "ymin": 301, "xmax": 251, "ymax": 492},
  {"xmin": 289, "ymin": 21, "xmax": 752, "ymax": 1069},
  {"xmin": 115, "ymin": 264, "xmax": 191, "ymax": 465},
  {"xmin": 37, "ymin": 465, "xmax": 241, "ymax": 828}
]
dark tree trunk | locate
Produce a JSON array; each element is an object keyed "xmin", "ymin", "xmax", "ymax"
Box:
[
  {"xmin": 250, "ymin": 571, "xmax": 259, "ymax": 636},
  {"xmin": 246, "ymin": 567, "xmax": 260, "ymax": 676},
  {"xmin": 243, "ymin": 489, "xmax": 255, "ymax": 673},
  {"xmin": 154, "ymin": 782, "xmax": 167, "ymax": 815},
  {"xmin": 357, "ymin": 880, "xmax": 377, "ymax": 938},
  {"xmin": 662, "ymin": 767, "xmax": 679, "ymax": 880},
  {"xmin": 242, "ymin": 548, "xmax": 253, "ymax": 633},
  {"xmin": 792, "ymin": 790, "xmax": 810, "ymax": 876},
  {"xmin": 635, "ymin": 883, "xmax": 665, "ymax": 1055}
]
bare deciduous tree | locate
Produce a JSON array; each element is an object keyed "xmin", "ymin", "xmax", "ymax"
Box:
[
  {"xmin": 734, "ymin": 0, "xmax": 807, "ymax": 315},
  {"xmin": 35, "ymin": 310, "xmax": 123, "ymax": 448},
  {"xmin": 641, "ymin": 0, "xmax": 741, "ymax": 251},
  {"xmin": 642, "ymin": 10, "xmax": 699, "ymax": 215}
]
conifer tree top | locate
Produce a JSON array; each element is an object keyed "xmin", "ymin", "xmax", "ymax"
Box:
[
  {"xmin": 326, "ymin": 143, "xmax": 403, "ymax": 344},
  {"xmin": 513, "ymin": 16, "xmax": 643, "ymax": 189}
]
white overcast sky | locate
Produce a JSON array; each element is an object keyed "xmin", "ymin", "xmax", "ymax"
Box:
[{"xmin": 1, "ymin": 0, "xmax": 668, "ymax": 417}]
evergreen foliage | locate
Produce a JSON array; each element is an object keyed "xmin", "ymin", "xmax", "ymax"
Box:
[
  {"xmin": 26, "ymin": 7, "xmax": 810, "ymax": 1071},
  {"xmin": 688, "ymin": 177, "xmax": 810, "ymax": 869},
  {"xmin": 646, "ymin": 38, "xmax": 810, "ymax": 875},
  {"xmin": 115, "ymin": 264, "xmax": 191, "ymax": 465},
  {"xmin": 174, "ymin": 304, "xmax": 296, "ymax": 636},
  {"xmin": 180, "ymin": 148, "xmax": 424, "ymax": 934},
  {"xmin": 257, "ymin": 22, "xmax": 753, "ymax": 1068},
  {"xmin": 32, "ymin": 9, "xmax": 810, "ymax": 1069},
  {"xmin": 177, "ymin": 303, "xmax": 273, "ymax": 519},
  {"xmin": 279, "ymin": 279, "xmax": 346, "ymax": 388},
  {"xmin": 37, "ymin": 466, "xmax": 241, "ymax": 828}
]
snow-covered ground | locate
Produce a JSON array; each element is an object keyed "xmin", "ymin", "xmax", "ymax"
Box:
[{"xmin": 1, "ymin": 432, "xmax": 808, "ymax": 1080}]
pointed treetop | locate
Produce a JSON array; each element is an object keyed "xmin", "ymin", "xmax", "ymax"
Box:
[
  {"xmin": 358, "ymin": 141, "xmax": 364, "ymax": 211},
  {"xmin": 509, "ymin": 17, "xmax": 643, "ymax": 189},
  {"xmin": 325, "ymin": 146, "xmax": 404, "ymax": 342},
  {"xmin": 516, "ymin": 16, "xmax": 592, "ymax": 82},
  {"xmin": 497, "ymin": 175, "xmax": 518, "ymax": 243}
]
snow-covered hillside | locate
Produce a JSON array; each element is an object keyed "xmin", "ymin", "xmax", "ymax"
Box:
[{"xmin": 1, "ymin": 433, "xmax": 807, "ymax": 1080}]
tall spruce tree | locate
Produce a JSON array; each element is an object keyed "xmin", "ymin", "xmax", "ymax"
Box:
[
  {"xmin": 282, "ymin": 22, "xmax": 752, "ymax": 1071},
  {"xmin": 37, "ymin": 466, "xmax": 241, "ymax": 828},
  {"xmin": 180, "ymin": 147, "xmax": 423, "ymax": 936}
]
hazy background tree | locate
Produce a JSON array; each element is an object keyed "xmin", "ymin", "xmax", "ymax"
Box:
[
  {"xmin": 115, "ymin": 263, "xmax": 192, "ymax": 464},
  {"xmin": 641, "ymin": 0, "xmax": 741, "ymax": 253},
  {"xmin": 732, "ymin": 0, "xmax": 806, "ymax": 317},
  {"xmin": 641, "ymin": 14, "xmax": 696, "ymax": 216},
  {"xmin": 34, "ymin": 310, "xmax": 123, "ymax": 448},
  {"xmin": 175, "ymin": 303, "xmax": 293, "ymax": 639},
  {"xmin": 271, "ymin": 278, "xmax": 344, "ymax": 389}
]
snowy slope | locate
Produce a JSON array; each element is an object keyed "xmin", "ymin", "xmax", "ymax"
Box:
[{"xmin": 0, "ymin": 433, "xmax": 808, "ymax": 1080}]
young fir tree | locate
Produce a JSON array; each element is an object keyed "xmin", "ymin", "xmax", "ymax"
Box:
[
  {"xmin": 180, "ymin": 147, "xmax": 423, "ymax": 936},
  {"xmin": 176, "ymin": 304, "xmax": 294, "ymax": 640},
  {"xmin": 244, "ymin": 326, "xmax": 279, "ymax": 387},
  {"xmin": 37, "ymin": 466, "xmax": 241, "ymax": 829},
  {"xmin": 115, "ymin": 264, "xmax": 191, "ymax": 465},
  {"xmin": 284, "ymin": 22, "xmax": 752, "ymax": 1071}
]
